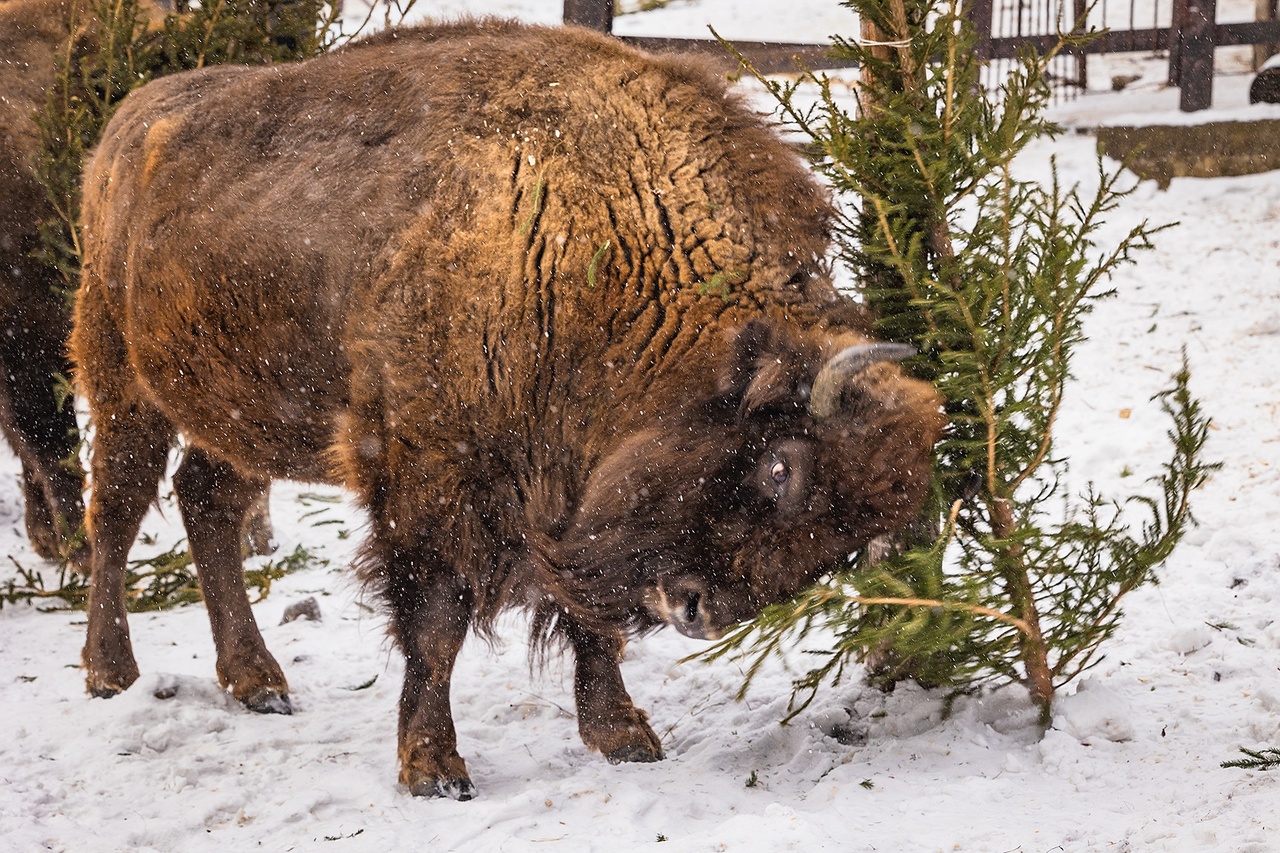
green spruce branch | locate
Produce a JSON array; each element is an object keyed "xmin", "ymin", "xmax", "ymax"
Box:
[
  {"xmin": 1222, "ymin": 747, "xmax": 1280, "ymax": 771},
  {"xmin": 1, "ymin": 542, "xmax": 322, "ymax": 612},
  {"xmin": 707, "ymin": 0, "xmax": 1213, "ymax": 720}
]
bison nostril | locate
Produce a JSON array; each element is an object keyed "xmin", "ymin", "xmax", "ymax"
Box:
[
  {"xmin": 683, "ymin": 591, "xmax": 702, "ymax": 626},
  {"xmin": 653, "ymin": 578, "xmax": 724, "ymax": 640}
]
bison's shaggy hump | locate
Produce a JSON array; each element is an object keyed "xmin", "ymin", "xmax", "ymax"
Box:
[
  {"xmin": 73, "ymin": 18, "xmax": 944, "ymax": 799},
  {"xmin": 80, "ymin": 18, "xmax": 836, "ymax": 461}
]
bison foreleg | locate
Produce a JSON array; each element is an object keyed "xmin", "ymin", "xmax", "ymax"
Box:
[
  {"xmin": 389, "ymin": 565, "xmax": 476, "ymax": 799},
  {"xmin": 562, "ymin": 620, "xmax": 665, "ymax": 764},
  {"xmin": 82, "ymin": 403, "xmax": 172, "ymax": 699},
  {"xmin": 173, "ymin": 449, "xmax": 290, "ymax": 714}
]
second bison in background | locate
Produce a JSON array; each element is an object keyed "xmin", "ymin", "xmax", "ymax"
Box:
[
  {"xmin": 72, "ymin": 19, "xmax": 945, "ymax": 798},
  {"xmin": 0, "ymin": 0, "xmax": 94, "ymax": 562},
  {"xmin": 0, "ymin": 0, "xmax": 279, "ymax": 564}
]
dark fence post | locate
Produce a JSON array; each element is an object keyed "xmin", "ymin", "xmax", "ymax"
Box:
[
  {"xmin": 1175, "ymin": 0, "xmax": 1217, "ymax": 110},
  {"xmin": 969, "ymin": 0, "xmax": 994, "ymax": 60},
  {"xmin": 969, "ymin": 0, "xmax": 994, "ymax": 91},
  {"xmin": 564, "ymin": 0, "xmax": 613, "ymax": 32},
  {"xmin": 1169, "ymin": 0, "xmax": 1185, "ymax": 84},
  {"xmin": 1070, "ymin": 0, "xmax": 1087, "ymax": 90},
  {"xmin": 1256, "ymin": 0, "xmax": 1280, "ymax": 67}
]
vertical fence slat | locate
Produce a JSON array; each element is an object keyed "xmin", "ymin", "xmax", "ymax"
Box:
[
  {"xmin": 564, "ymin": 0, "xmax": 613, "ymax": 32},
  {"xmin": 1255, "ymin": 0, "xmax": 1279, "ymax": 67},
  {"xmin": 1071, "ymin": 0, "xmax": 1088, "ymax": 90},
  {"xmin": 972, "ymin": 0, "xmax": 995, "ymax": 56}
]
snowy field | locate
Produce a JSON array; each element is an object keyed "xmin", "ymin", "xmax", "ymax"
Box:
[{"xmin": 4, "ymin": 1, "xmax": 1280, "ymax": 850}]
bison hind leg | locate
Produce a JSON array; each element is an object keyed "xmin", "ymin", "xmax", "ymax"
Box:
[
  {"xmin": 22, "ymin": 465, "xmax": 83, "ymax": 563},
  {"xmin": 173, "ymin": 448, "xmax": 290, "ymax": 714},
  {"xmin": 0, "ymin": 274, "xmax": 86, "ymax": 564},
  {"xmin": 23, "ymin": 467, "xmax": 62, "ymax": 560},
  {"xmin": 0, "ymin": 380, "xmax": 86, "ymax": 565},
  {"xmin": 381, "ymin": 559, "xmax": 478, "ymax": 798},
  {"xmin": 240, "ymin": 488, "xmax": 276, "ymax": 557}
]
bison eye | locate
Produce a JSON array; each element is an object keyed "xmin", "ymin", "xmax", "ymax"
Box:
[{"xmin": 751, "ymin": 439, "xmax": 811, "ymax": 508}]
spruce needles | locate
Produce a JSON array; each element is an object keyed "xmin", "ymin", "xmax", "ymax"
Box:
[{"xmin": 708, "ymin": 0, "xmax": 1215, "ymax": 720}]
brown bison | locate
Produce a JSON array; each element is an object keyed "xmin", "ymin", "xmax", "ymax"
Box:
[
  {"xmin": 0, "ymin": 0, "xmax": 94, "ymax": 561},
  {"xmin": 0, "ymin": 0, "xmax": 285, "ymax": 563},
  {"xmin": 72, "ymin": 19, "xmax": 945, "ymax": 798}
]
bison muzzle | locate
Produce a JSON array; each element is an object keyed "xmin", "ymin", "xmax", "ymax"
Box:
[{"xmin": 71, "ymin": 19, "xmax": 945, "ymax": 798}]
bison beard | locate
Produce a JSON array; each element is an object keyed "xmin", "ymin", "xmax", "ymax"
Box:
[{"xmin": 70, "ymin": 19, "xmax": 945, "ymax": 798}]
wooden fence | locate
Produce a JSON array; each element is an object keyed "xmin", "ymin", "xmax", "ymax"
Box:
[{"xmin": 563, "ymin": 0, "xmax": 1280, "ymax": 110}]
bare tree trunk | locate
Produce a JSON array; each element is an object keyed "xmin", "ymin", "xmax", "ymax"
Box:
[{"xmin": 990, "ymin": 497, "xmax": 1054, "ymax": 721}]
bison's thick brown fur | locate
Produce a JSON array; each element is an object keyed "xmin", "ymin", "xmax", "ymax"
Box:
[
  {"xmin": 73, "ymin": 19, "xmax": 945, "ymax": 798},
  {"xmin": 0, "ymin": 0, "xmax": 90, "ymax": 561}
]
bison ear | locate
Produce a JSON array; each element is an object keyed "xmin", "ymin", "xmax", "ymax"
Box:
[{"xmin": 716, "ymin": 319, "xmax": 807, "ymax": 415}]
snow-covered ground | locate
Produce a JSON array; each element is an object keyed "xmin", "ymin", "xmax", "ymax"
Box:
[{"xmin": 4, "ymin": 1, "xmax": 1280, "ymax": 850}]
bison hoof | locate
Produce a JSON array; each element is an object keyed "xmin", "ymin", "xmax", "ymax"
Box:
[
  {"xmin": 85, "ymin": 661, "xmax": 140, "ymax": 700},
  {"xmin": 582, "ymin": 707, "xmax": 665, "ymax": 764},
  {"xmin": 87, "ymin": 683, "xmax": 125, "ymax": 700},
  {"xmin": 605, "ymin": 740, "xmax": 665, "ymax": 765},
  {"xmin": 408, "ymin": 776, "xmax": 477, "ymax": 800},
  {"xmin": 605, "ymin": 743, "xmax": 663, "ymax": 764},
  {"xmin": 242, "ymin": 687, "xmax": 293, "ymax": 715}
]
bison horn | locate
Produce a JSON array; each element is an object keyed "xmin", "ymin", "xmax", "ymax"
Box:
[{"xmin": 809, "ymin": 342, "xmax": 917, "ymax": 419}]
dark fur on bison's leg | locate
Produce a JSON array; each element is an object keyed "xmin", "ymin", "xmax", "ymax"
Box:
[
  {"xmin": 563, "ymin": 619, "xmax": 664, "ymax": 764},
  {"xmin": 241, "ymin": 488, "xmax": 276, "ymax": 557},
  {"xmin": 22, "ymin": 465, "xmax": 81, "ymax": 561},
  {"xmin": 0, "ymin": 296, "xmax": 84, "ymax": 563},
  {"xmin": 21, "ymin": 469, "xmax": 57, "ymax": 557},
  {"xmin": 389, "ymin": 563, "xmax": 476, "ymax": 799},
  {"xmin": 173, "ymin": 449, "xmax": 290, "ymax": 714},
  {"xmin": 81, "ymin": 403, "xmax": 172, "ymax": 699}
]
